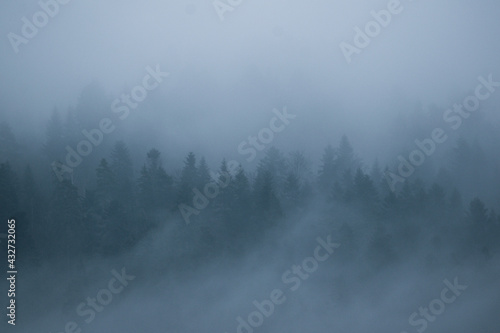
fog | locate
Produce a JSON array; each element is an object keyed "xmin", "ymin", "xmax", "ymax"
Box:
[{"xmin": 0, "ymin": 0, "xmax": 499, "ymax": 332}]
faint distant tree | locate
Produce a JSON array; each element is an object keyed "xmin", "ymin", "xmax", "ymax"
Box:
[
  {"xmin": 337, "ymin": 135, "xmax": 354, "ymax": 165},
  {"xmin": 138, "ymin": 148, "xmax": 174, "ymax": 210},
  {"xmin": 47, "ymin": 174, "xmax": 84, "ymax": 264},
  {"xmin": 288, "ymin": 151, "xmax": 312, "ymax": 182},
  {"xmin": 232, "ymin": 165, "xmax": 251, "ymax": 217},
  {"xmin": 468, "ymin": 197, "xmax": 488, "ymax": 226},
  {"xmin": 63, "ymin": 107, "xmax": 80, "ymax": 148},
  {"xmin": 320, "ymin": 136, "xmax": 359, "ymax": 199},
  {"xmin": 110, "ymin": 141, "xmax": 135, "ymax": 209},
  {"xmin": 44, "ymin": 108, "xmax": 65, "ymax": 162},
  {"xmin": 448, "ymin": 188, "xmax": 463, "ymax": 219},
  {"xmin": 197, "ymin": 157, "xmax": 211, "ymax": 189},
  {"xmin": 412, "ymin": 179, "xmax": 428, "ymax": 214},
  {"xmin": 106, "ymin": 141, "xmax": 142, "ymax": 246},
  {"xmin": 353, "ymin": 168, "xmax": 379, "ymax": 213},
  {"xmin": 318, "ymin": 144, "xmax": 337, "ymax": 192},
  {"xmin": 225, "ymin": 164, "xmax": 252, "ymax": 250},
  {"xmin": 397, "ymin": 181, "xmax": 415, "ymax": 215},
  {"xmin": 176, "ymin": 152, "xmax": 198, "ymax": 206},
  {"xmin": 370, "ymin": 158, "xmax": 383, "ymax": 191},
  {"xmin": 340, "ymin": 169, "xmax": 354, "ymax": 202},
  {"xmin": 95, "ymin": 158, "xmax": 115, "ymax": 210},
  {"xmin": 467, "ymin": 197, "xmax": 492, "ymax": 256},
  {"xmin": 434, "ymin": 167, "xmax": 454, "ymax": 192},
  {"xmin": 257, "ymin": 147, "xmax": 288, "ymax": 194},
  {"xmin": 253, "ymin": 168, "xmax": 282, "ymax": 223},
  {"xmin": 451, "ymin": 138, "xmax": 487, "ymax": 192},
  {"xmin": 214, "ymin": 159, "xmax": 234, "ymax": 218},
  {"xmin": 282, "ymin": 173, "xmax": 303, "ymax": 212},
  {"xmin": 336, "ymin": 135, "xmax": 360, "ymax": 175}
]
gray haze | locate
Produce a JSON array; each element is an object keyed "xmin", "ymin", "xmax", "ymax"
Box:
[
  {"xmin": 0, "ymin": 0, "xmax": 499, "ymax": 332},
  {"xmin": 2, "ymin": 0, "xmax": 500, "ymax": 162}
]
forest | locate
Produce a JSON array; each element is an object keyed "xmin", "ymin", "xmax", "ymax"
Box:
[
  {"xmin": 1, "ymin": 84, "xmax": 499, "ymax": 274},
  {"xmin": 1, "ymin": 1, "xmax": 499, "ymax": 332}
]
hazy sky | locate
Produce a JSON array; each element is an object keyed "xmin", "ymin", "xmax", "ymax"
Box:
[{"xmin": 1, "ymin": 0, "xmax": 500, "ymax": 164}]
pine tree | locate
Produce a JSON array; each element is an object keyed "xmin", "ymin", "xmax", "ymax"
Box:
[
  {"xmin": 197, "ymin": 157, "xmax": 211, "ymax": 189},
  {"xmin": 176, "ymin": 152, "xmax": 197, "ymax": 206},
  {"xmin": 44, "ymin": 108, "xmax": 65, "ymax": 162},
  {"xmin": 412, "ymin": 179, "xmax": 428, "ymax": 214},
  {"xmin": 257, "ymin": 147, "xmax": 288, "ymax": 195},
  {"xmin": 353, "ymin": 168, "xmax": 379, "ymax": 212},
  {"xmin": 282, "ymin": 173, "xmax": 302, "ymax": 212},
  {"xmin": 253, "ymin": 169, "xmax": 282, "ymax": 223},
  {"xmin": 448, "ymin": 188, "xmax": 463, "ymax": 219},
  {"xmin": 226, "ymin": 165, "xmax": 252, "ymax": 249},
  {"xmin": 110, "ymin": 141, "xmax": 135, "ymax": 209},
  {"xmin": 47, "ymin": 175, "xmax": 84, "ymax": 263},
  {"xmin": 216, "ymin": 159, "xmax": 233, "ymax": 213},
  {"xmin": 467, "ymin": 197, "xmax": 491, "ymax": 255},
  {"xmin": 337, "ymin": 135, "xmax": 358, "ymax": 174},
  {"xmin": 288, "ymin": 151, "xmax": 311, "ymax": 182},
  {"xmin": 95, "ymin": 158, "xmax": 115, "ymax": 210},
  {"xmin": 233, "ymin": 165, "xmax": 251, "ymax": 215},
  {"xmin": 370, "ymin": 158, "xmax": 383, "ymax": 191},
  {"xmin": 397, "ymin": 181, "xmax": 415, "ymax": 215},
  {"xmin": 428, "ymin": 183, "xmax": 446, "ymax": 210},
  {"xmin": 138, "ymin": 149, "xmax": 174, "ymax": 210},
  {"xmin": 468, "ymin": 197, "xmax": 488, "ymax": 225},
  {"xmin": 318, "ymin": 144, "xmax": 337, "ymax": 192},
  {"xmin": 341, "ymin": 169, "xmax": 354, "ymax": 202},
  {"xmin": 63, "ymin": 107, "xmax": 80, "ymax": 148}
]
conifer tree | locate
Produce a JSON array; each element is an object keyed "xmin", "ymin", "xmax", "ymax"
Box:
[{"xmin": 177, "ymin": 152, "xmax": 197, "ymax": 206}]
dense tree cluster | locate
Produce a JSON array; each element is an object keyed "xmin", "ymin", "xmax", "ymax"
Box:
[{"xmin": 0, "ymin": 113, "xmax": 499, "ymax": 273}]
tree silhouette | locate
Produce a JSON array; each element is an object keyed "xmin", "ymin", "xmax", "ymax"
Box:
[
  {"xmin": 44, "ymin": 109, "xmax": 65, "ymax": 162},
  {"xmin": 138, "ymin": 149, "xmax": 174, "ymax": 210},
  {"xmin": 318, "ymin": 144, "xmax": 337, "ymax": 192},
  {"xmin": 176, "ymin": 152, "xmax": 197, "ymax": 206},
  {"xmin": 110, "ymin": 141, "xmax": 135, "ymax": 209}
]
